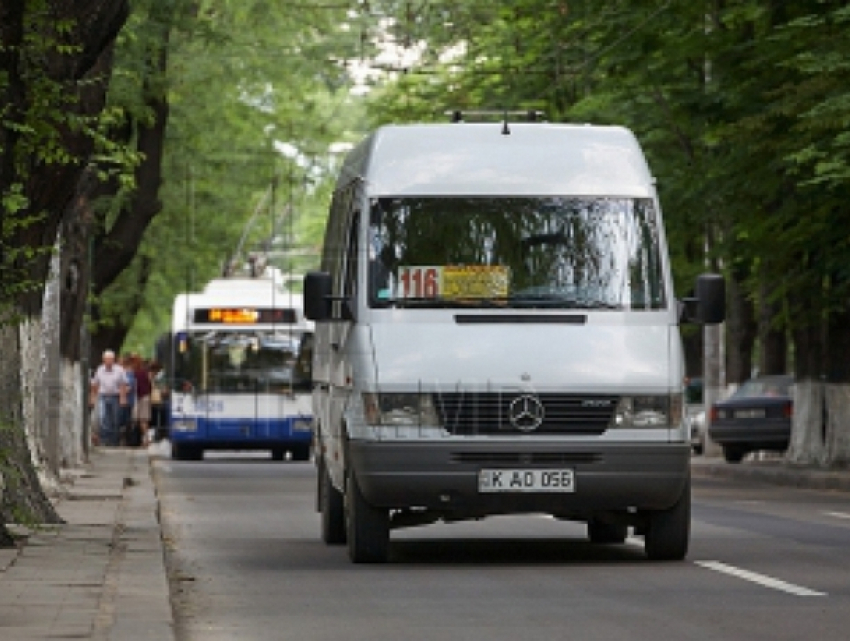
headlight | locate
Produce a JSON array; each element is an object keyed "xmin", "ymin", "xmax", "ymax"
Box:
[
  {"xmin": 293, "ymin": 418, "xmax": 312, "ymax": 432},
  {"xmin": 362, "ymin": 393, "xmax": 441, "ymax": 427},
  {"xmin": 172, "ymin": 419, "xmax": 197, "ymax": 432},
  {"xmin": 611, "ymin": 395, "xmax": 683, "ymax": 428}
]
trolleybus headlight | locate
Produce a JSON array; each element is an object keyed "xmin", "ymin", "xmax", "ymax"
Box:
[
  {"xmin": 362, "ymin": 393, "xmax": 440, "ymax": 427},
  {"xmin": 611, "ymin": 395, "xmax": 682, "ymax": 428},
  {"xmin": 172, "ymin": 419, "xmax": 198, "ymax": 432},
  {"xmin": 293, "ymin": 418, "xmax": 312, "ymax": 432}
]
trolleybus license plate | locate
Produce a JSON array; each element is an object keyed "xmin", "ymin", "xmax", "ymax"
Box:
[{"xmin": 478, "ymin": 469, "xmax": 575, "ymax": 493}]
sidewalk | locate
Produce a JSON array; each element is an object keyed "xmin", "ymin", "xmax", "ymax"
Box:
[
  {"xmin": 691, "ymin": 454, "xmax": 850, "ymax": 492},
  {"xmin": 0, "ymin": 448, "xmax": 174, "ymax": 640}
]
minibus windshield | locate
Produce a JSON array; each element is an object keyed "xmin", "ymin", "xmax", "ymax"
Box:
[{"xmin": 368, "ymin": 197, "xmax": 667, "ymax": 310}]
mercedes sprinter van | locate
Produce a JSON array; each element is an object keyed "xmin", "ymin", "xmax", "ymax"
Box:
[{"xmin": 305, "ymin": 122, "xmax": 724, "ymax": 563}]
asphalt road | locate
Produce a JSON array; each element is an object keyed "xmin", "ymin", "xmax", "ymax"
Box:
[{"xmin": 154, "ymin": 453, "xmax": 850, "ymax": 641}]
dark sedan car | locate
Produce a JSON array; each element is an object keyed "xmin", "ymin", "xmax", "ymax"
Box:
[{"xmin": 708, "ymin": 375, "xmax": 794, "ymax": 463}]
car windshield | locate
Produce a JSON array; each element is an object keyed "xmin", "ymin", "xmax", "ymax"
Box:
[
  {"xmin": 733, "ymin": 376, "xmax": 793, "ymax": 399},
  {"xmin": 368, "ymin": 196, "xmax": 667, "ymax": 310}
]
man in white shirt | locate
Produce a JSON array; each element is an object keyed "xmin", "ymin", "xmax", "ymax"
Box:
[{"xmin": 90, "ymin": 350, "xmax": 128, "ymax": 446}]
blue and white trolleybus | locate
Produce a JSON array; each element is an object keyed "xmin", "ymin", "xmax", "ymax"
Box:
[{"xmin": 169, "ymin": 270, "xmax": 313, "ymax": 461}]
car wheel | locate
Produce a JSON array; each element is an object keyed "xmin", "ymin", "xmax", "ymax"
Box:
[
  {"xmin": 692, "ymin": 435, "xmax": 704, "ymax": 456},
  {"xmin": 644, "ymin": 475, "xmax": 690, "ymax": 561},
  {"xmin": 171, "ymin": 444, "xmax": 202, "ymax": 461},
  {"xmin": 291, "ymin": 444, "xmax": 311, "ymax": 462},
  {"xmin": 271, "ymin": 448, "xmax": 286, "ymax": 461},
  {"xmin": 723, "ymin": 446, "xmax": 746, "ymax": 464},
  {"xmin": 346, "ymin": 469, "xmax": 389, "ymax": 563},
  {"xmin": 587, "ymin": 520, "xmax": 627, "ymax": 544},
  {"xmin": 321, "ymin": 461, "xmax": 346, "ymax": 545}
]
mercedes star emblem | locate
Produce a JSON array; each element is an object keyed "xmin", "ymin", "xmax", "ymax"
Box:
[{"xmin": 508, "ymin": 395, "xmax": 545, "ymax": 432}]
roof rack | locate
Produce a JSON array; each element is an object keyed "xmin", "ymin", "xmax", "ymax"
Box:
[{"xmin": 445, "ymin": 109, "xmax": 546, "ymax": 135}]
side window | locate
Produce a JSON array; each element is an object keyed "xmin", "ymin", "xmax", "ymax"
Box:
[
  {"xmin": 343, "ymin": 210, "xmax": 360, "ymax": 301},
  {"xmin": 321, "ymin": 186, "xmax": 353, "ymax": 276},
  {"xmin": 325, "ymin": 181, "xmax": 360, "ymax": 319}
]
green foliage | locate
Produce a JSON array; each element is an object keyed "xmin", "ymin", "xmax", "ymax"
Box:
[
  {"xmin": 357, "ymin": 0, "xmax": 850, "ymax": 336},
  {"xmin": 96, "ymin": 0, "xmax": 850, "ymax": 357},
  {"xmin": 118, "ymin": 0, "xmax": 367, "ymax": 353}
]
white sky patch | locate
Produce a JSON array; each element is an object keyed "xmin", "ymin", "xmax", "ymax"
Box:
[
  {"xmin": 345, "ymin": 16, "xmax": 430, "ymax": 96},
  {"xmin": 329, "ymin": 142, "xmax": 355, "ymax": 154},
  {"xmin": 273, "ymin": 140, "xmax": 311, "ymax": 169}
]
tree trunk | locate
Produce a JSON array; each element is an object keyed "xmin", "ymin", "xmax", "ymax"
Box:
[
  {"xmin": 1, "ymin": 2, "xmax": 129, "ymax": 536},
  {"xmin": 786, "ymin": 323, "xmax": 825, "ymax": 465},
  {"xmin": 703, "ymin": 323, "xmax": 724, "ymax": 457},
  {"xmin": 89, "ymin": 16, "xmax": 173, "ymax": 359},
  {"xmin": 758, "ymin": 281, "xmax": 787, "ymax": 375},
  {"xmin": 823, "ymin": 308, "xmax": 850, "ymax": 466},
  {"xmin": 725, "ymin": 271, "xmax": 756, "ymax": 384},
  {"xmin": 0, "ymin": 322, "xmax": 62, "ymax": 527},
  {"xmin": 90, "ymin": 28, "xmax": 172, "ymax": 299}
]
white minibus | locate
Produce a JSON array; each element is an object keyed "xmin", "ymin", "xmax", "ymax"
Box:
[{"xmin": 305, "ymin": 122, "xmax": 724, "ymax": 563}]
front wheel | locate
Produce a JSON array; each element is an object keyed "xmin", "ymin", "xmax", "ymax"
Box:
[
  {"xmin": 346, "ymin": 470, "xmax": 389, "ymax": 563},
  {"xmin": 644, "ymin": 476, "xmax": 690, "ymax": 561}
]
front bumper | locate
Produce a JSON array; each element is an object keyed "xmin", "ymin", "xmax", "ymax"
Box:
[{"xmin": 348, "ymin": 440, "xmax": 690, "ymax": 517}]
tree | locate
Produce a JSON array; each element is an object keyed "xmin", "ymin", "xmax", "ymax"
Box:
[
  {"xmin": 111, "ymin": 0, "xmax": 365, "ymax": 355},
  {"xmin": 1, "ymin": 0, "xmax": 129, "ymax": 543}
]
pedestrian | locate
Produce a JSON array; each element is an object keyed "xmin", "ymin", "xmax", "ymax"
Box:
[
  {"xmin": 89, "ymin": 350, "xmax": 128, "ymax": 446},
  {"xmin": 121, "ymin": 353, "xmax": 137, "ymax": 445},
  {"xmin": 134, "ymin": 356, "xmax": 153, "ymax": 446},
  {"xmin": 149, "ymin": 361, "xmax": 169, "ymax": 442}
]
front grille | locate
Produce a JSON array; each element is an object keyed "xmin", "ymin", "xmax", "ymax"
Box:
[{"xmin": 434, "ymin": 392, "xmax": 617, "ymax": 436}]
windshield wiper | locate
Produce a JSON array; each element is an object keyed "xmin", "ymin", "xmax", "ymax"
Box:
[{"xmin": 389, "ymin": 297, "xmax": 497, "ymax": 308}]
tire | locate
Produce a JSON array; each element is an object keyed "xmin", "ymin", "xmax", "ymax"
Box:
[
  {"xmin": 291, "ymin": 444, "xmax": 311, "ymax": 462},
  {"xmin": 644, "ymin": 475, "xmax": 690, "ymax": 561},
  {"xmin": 587, "ymin": 520, "xmax": 628, "ymax": 544},
  {"xmin": 171, "ymin": 444, "xmax": 203, "ymax": 461},
  {"xmin": 271, "ymin": 448, "xmax": 286, "ymax": 461},
  {"xmin": 346, "ymin": 469, "xmax": 389, "ymax": 563},
  {"xmin": 723, "ymin": 446, "xmax": 746, "ymax": 464},
  {"xmin": 692, "ymin": 436, "xmax": 704, "ymax": 456},
  {"xmin": 321, "ymin": 462, "xmax": 346, "ymax": 545}
]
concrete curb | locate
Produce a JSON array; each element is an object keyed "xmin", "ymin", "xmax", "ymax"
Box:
[
  {"xmin": 691, "ymin": 457, "xmax": 850, "ymax": 493},
  {"xmin": 97, "ymin": 450, "xmax": 176, "ymax": 641}
]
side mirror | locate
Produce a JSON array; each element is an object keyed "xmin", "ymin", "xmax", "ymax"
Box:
[
  {"xmin": 681, "ymin": 273, "xmax": 725, "ymax": 325},
  {"xmin": 304, "ymin": 271, "xmax": 332, "ymax": 321}
]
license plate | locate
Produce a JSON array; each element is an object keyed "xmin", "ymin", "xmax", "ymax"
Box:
[
  {"xmin": 478, "ymin": 469, "xmax": 575, "ymax": 493},
  {"xmin": 735, "ymin": 409, "xmax": 766, "ymax": 419}
]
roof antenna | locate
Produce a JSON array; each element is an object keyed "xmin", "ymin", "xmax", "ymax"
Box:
[{"xmin": 501, "ymin": 110, "xmax": 511, "ymax": 135}]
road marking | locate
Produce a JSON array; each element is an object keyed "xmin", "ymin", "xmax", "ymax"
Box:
[
  {"xmin": 824, "ymin": 511, "xmax": 850, "ymax": 520},
  {"xmin": 695, "ymin": 561, "xmax": 826, "ymax": 597}
]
